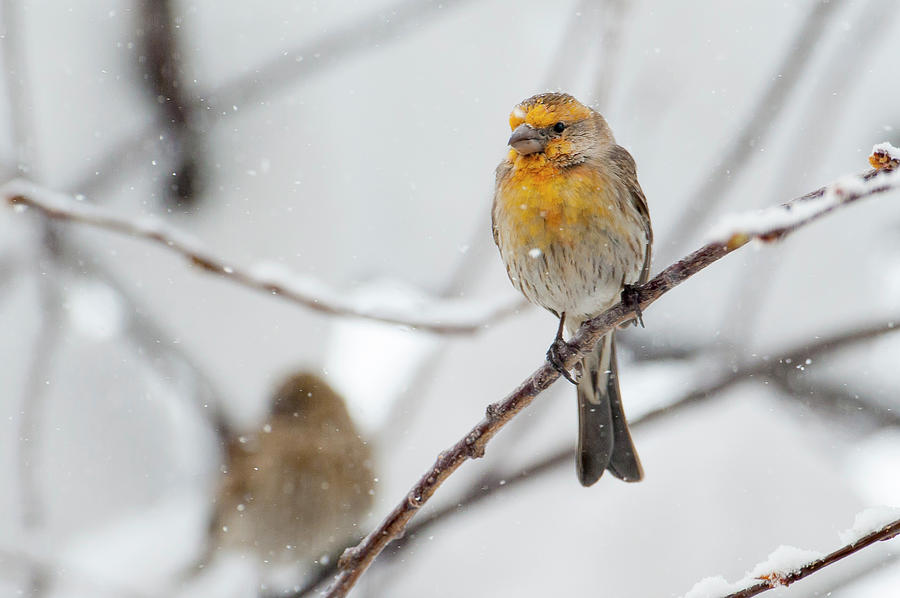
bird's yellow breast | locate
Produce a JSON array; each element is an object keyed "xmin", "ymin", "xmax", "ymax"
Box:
[{"xmin": 496, "ymin": 157, "xmax": 618, "ymax": 251}]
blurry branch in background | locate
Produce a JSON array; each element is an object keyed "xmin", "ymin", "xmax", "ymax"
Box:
[
  {"xmin": 590, "ymin": 0, "xmax": 628, "ymax": 109},
  {"xmin": 66, "ymin": 0, "xmax": 471, "ymax": 202},
  {"xmin": 542, "ymin": 0, "xmax": 593, "ymax": 89},
  {"xmin": 17, "ymin": 227, "xmax": 63, "ymax": 530},
  {"xmin": 203, "ymin": 0, "xmax": 474, "ymax": 113},
  {"xmin": 0, "ymin": 252, "xmax": 22, "ymax": 302},
  {"xmin": 708, "ymin": 515, "xmax": 900, "ymax": 598},
  {"xmin": 0, "ymin": 0, "xmax": 35, "ymax": 176},
  {"xmin": 137, "ymin": 0, "xmax": 203, "ymax": 208},
  {"xmin": 316, "ymin": 159, "xmax": 900, "ymax": 597},
  {"xmin": 64, "ymin": 125, "xmax": 162, "ymax": 199},
  {"xmin": 664, "ymin": 0, "xmax": 840, "ymax": 256},
  {"xmin": 620, "ymin": 336, "xmax": 706, "ymax": 362},
  {"xmin": 15, "ymin": 228, "xmax": 62, "ymax": 598},
  {"xmin": 55, "ymin": 235, "xmax": 232, "ymax": 437},
  {"xmin": 2, "ymin": 3, "xmax": 54, "ymax": 596},
  {"xmin": 1, "ymin": 180, "xmax": 521, "ymax": 334},
  {"xmin": 770, "ymin": 376, "xmax": 900, "ymax": 429}
]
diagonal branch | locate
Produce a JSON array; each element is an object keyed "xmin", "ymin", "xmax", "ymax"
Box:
[
  {"xmin": 203, "ymin": 0, "xmax": 474, "ymax": 114},
  {"xmin": 318, "ymin": 158, "xmax": 900, "ymax": 597},
  {"xmin": 373, "ymin": 316, "xmax": 900, "ymax": 566},
  {"xmin": 769, "ymin": 374, "xmax": 900, "ymax": 429},
  {"xmin": 715, "ymin": 514, "xmax": 900, "ymax": 598},
  {"xmin": 1, "ymin": 179, "xmax": 521, "ymax": 335}
]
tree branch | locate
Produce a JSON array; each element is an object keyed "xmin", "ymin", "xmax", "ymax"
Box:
[
  {"xmin": 716, "ymin": 515, "xmax": 900, "ymax": 598},
  {"xmin": 318, "ymin": 159, "xmax": 900, "ymax": 597},
  {"xmin": 1, "ymin": 179, "xmax": 521, "ymax": 335},
  {"xmin": 6, "ymin": 153, "xmax": 898, "ymax": 598},
  {"xmin": 379, "ymin": 316, "xmax": 900, "ymax": 562}
]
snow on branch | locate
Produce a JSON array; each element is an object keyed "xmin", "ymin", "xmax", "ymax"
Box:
[
  {"xmin": 707, "ymin": 146, "xmax": 900, "ymax": 245},
  {"xmin": 682, "ymin": 509, "xmax": 900, "ymax": 598},
  {"xmin": 871, "ymin": 142, "xmax": 900, "ymax": 168},
  {"xmin": 318, "ymin": 154, "xmax": 899, "ymax": 597},
  {"xmin": 1, "ymin": 179, "xmax": 521, "ymax": 335}
]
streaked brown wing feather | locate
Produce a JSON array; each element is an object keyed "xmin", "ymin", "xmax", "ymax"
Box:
[{"xmin": 608, "ymin": 144, "xmax": 652, "ymax": 284}]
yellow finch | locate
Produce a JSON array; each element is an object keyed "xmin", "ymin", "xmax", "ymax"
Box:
[{"xmin": 492, "ymin": 93, "xmax": 652, "ymax": 486}]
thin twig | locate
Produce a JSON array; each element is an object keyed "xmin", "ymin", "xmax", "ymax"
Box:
[
  {"xmin": 769, "ymin": 374, "xmax": 900, "ymax": 429},
  {"xmin": 319, "ymin": 162, "xmax": 900, "ymax": 597},
  {"xmin": 721, "ymin": 517, "xmax": 900, "ymax": 598},
  {"xmin": 1, "ymin": 179, "xmax": 521, "ymax": 335},
  {"xmin": 664, "ymin": 0, "xmax": 840, "ymax": 255}
]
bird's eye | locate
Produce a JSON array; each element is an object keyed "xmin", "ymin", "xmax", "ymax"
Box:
[{"xmin": 553, "ymin": 122, "xmax": 566, "ymax": 133}]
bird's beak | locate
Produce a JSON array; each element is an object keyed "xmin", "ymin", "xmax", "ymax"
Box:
[{"xmin": 508, "ymin": 124, "xmax": 546, "ymax": 155}]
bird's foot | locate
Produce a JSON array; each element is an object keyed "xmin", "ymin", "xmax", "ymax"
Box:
[
  {"xmin": 547, "ymin": 338, "xmax": 580, "ymax": 384},
  {"xmin": 621, "ymin": 284, "xmax": 645, "ymax": 328}
]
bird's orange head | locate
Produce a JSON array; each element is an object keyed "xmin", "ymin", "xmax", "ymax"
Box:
[{"xmin": 506, "ymin": 93, "xmax": 614, "ymax": 168}]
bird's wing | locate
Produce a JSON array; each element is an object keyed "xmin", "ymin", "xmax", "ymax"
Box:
[{"xmin": 609, "ymin": 144, "xmax": 652, "ymax": 284}]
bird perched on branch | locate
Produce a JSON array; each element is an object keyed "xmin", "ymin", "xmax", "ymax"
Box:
[
  {"xmin": 492, "ymin": 93, "xmax": 652, "ymax": 486},
  {"xmin": 209, "ymin": 372, "xmax": 375, "ymax": 570}
]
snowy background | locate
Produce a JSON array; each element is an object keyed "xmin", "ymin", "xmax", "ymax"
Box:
[{"xmin": 1, "ymin": 0, "xmax": 899, "ymax": 596}]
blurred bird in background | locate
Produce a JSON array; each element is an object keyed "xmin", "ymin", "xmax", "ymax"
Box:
[
  {"xmin": 204, "ymin": 372, "xmax": 375, "ymax": 584},
  {"xmin": 492, "ymin": 93, "xmax": 652, "ymax": 487}
]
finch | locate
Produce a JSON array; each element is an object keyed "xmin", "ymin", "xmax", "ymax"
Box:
[
  {"xmin": 210, "ymin": 372, "xmax": 375, "ymax": 567},
  {"xmin": 491, "ymin": 93, "xmax": 652, "ymax": 486}
]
